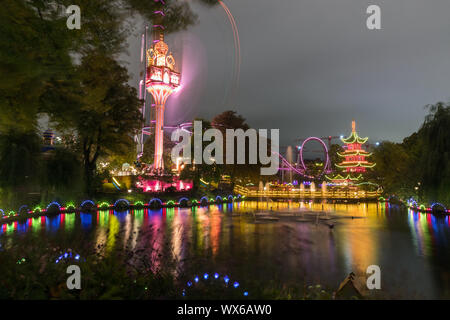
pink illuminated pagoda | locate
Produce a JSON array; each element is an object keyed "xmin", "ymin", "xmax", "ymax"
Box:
[{"xmin": 326, "ymin": 120, "xmax": 375, "ymax": 184}]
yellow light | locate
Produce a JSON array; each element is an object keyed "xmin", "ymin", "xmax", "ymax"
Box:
[{"xmin": 112, "ymin": 177, "xmax": 121, "ymax": 187}]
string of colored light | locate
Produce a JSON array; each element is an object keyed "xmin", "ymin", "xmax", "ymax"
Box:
[
  {"xmin": 182, "ymin": 272, "xmax": 248, "ymax": 297},
  {"xmin": 0, "ymin": 195, "xmax": 245, "ymax": 222}
]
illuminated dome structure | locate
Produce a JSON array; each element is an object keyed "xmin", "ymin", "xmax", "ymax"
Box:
[{"xmin": 326, "ymin": 120, "xmax": 375, "ymax": 184}]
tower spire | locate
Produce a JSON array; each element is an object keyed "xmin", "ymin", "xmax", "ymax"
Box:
[{"xmin": 144, "ymin": 4, "xmax": 181, "ymax": 172}]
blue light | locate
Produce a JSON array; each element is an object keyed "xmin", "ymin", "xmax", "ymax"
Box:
[
  {"xmin": 64, "ymin": 253, "xmax": 68, "ymax": 258},
  {"xmin": 233, "ymin": 282, "xmax": 239, "ymax": 288},
  {"xmin": 224, "ymin": 276, "xmax": 229, "ymax": 284},
  {"xmin": 187, "ymin": 281, "xmax": 192, "ymax": 287},
  {"xmin": 194, "ymin": 276, "xmax": 199, "ymax": 283},
  {"xmin": 214, "ymin": 273, "xmax": 219, "ymax": 279},
  {"xmin": 203, "ymin": 273, "xmax": 209, "ymax": 280},
  {"xmin": 243, "ymin": 291, "xmax": 248, "ymax": 296},
  {"xmin": 74, "ymin": 254, "xmax": 80, "ymax": 260}
]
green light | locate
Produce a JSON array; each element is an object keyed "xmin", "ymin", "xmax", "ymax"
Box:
[
  {"xmin": 166, "ymin": 200, "xmax": 175, "ymax": 206},
  {"xmin": 340, "ymin": 131, "xmax": 369, "ymax": 144},
  {"xmin": 99, "ymin": 201, "xmax": 110, "ymax": 208},
  {"xmin": 66, "ymin": 202, "xmax": 76, "ymax": 210}
]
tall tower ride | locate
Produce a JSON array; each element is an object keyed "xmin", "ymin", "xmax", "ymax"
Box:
[{"xmin": 144, "ymin": 8, "xmax": 181, "ymax": 171}]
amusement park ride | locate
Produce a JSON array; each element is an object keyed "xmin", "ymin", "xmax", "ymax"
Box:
[
  {"xmin": 277, "ymin": 120, "xmax": 376, "ymax": 187},
  {"xmin": 136, "ymin": 8, "xmax": 182, "ymax": 171},
  {"xmin": 121, "ymin": 2, "xmax": 375, "ymax": 194},
  {"xmin": 128, "ymin": 2, "xmax": 193, "ymax": 192}
]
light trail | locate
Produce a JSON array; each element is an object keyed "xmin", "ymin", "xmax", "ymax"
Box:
[{"xmin": 219, "ymin": 0, "xmax": 241, "ymax": 103}]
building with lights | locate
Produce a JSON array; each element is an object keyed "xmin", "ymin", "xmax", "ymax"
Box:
[{"xmin": 326, "ymin": 120, "xmax": 375, "ymax": 184}]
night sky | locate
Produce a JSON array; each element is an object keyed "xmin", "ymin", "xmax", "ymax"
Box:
[{"xmin": 125, "ymin": 0, "xmax": 450, "ymax": 147}]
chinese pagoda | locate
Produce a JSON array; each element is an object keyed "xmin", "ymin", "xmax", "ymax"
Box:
[{"xmin": 326, "ymin": 120, "xmax": 375, "ymax": 184}]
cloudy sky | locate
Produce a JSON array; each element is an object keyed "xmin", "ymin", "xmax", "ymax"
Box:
[{"xmin": 126, "ymin": 0, "xmax": 450, "ymax": 147}]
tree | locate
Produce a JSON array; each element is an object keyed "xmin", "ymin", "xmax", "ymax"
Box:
[
  {"xmin": 1, "ymin": 0, "xmax": 219, "ymax": 198},
  {"xmin": 40, "ymin": 147, "xmax": 83, "ymax": 203},
  {"xmin": 0, "ymin": 130, "xmax": 42, "ymax": 207},
  {"xmin": 328, "ymin": 144, "xmax": 343, "ymax": 168},
  {"xmin": 365, "ymin": 102, "xmax": 450, "ymax": 205},
  {"xmin": 50, "ymin": 53, "xmax": 142, "ymax": 195},
  {"xmin": 179, "ymin": 119, "xmax": 223, "ymax": 193},
  {"xmin": 211, "ymin": 111, "xmax": 263, "ymax": 186},
  {"xmin": 369, "ymin": 141, "xmax": 413, "ymax": 198},
  {"xmin": 0, "ymin": 0, "xmax": 218, "ymax": 129},
  {"xmin": 418, "ymin": 102, "xmax": 450, "ymax": 204},
  {"xmin": 0, "ymin": 0, "xmax": 75, "ymax": 132}
]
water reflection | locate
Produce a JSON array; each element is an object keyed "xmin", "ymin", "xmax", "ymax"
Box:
[{"xmin": 1, "ymin": 201, "xmax": 450, "ymax": 298}]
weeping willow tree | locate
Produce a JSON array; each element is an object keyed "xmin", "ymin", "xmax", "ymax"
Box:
[
  {"xmin": 367, "ymin": 102, "xmax": 449, "ymax": 205},
  {"xmin": 418, "ymin": 102, "xmax": 450, "ymax": 204}
]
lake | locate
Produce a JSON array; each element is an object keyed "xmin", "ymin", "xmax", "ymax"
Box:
[{"xmin": 1, "ymin": 201, "xmax": 449, "ymax": 299}]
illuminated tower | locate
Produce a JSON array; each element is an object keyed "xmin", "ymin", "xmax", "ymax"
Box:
[
  {"xmin": 326, "ymin": 120, "xmax": 375, "ymax": 184},
  {"xmin": 145, "ymin": 24, "xmax": 181, "ymax": 171}
]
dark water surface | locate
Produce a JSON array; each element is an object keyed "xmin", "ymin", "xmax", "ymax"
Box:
[{"xmin": 1, "ymin": 201, "xmax": 450, "ymax": 299}]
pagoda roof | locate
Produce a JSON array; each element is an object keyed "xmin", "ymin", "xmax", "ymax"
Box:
[
  {"xmin": 335, "ymin": 161, "xmax": 376, "ymax": 169},
  {"xmin": 341, "ymin": 120, "xmax": 369, "ymax": 144},
  {"xmin": 341, "ymin": 131, "xmax": 368, "ymax": 144},
  {"xmin": 337, "ymin": 150, "xmax": 372, "ymax": 157},
  {"xmin": 325, "ymin": 174, "xmax": 363, "ymax": 181}
]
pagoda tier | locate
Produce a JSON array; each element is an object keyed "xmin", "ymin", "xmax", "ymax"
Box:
[{"xmin": 326, "ymin": 120, "xmax": 375, "ymax": 183}]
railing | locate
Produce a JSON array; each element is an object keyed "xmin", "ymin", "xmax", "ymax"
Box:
[{"xmin": 234, "ymin": 185, "xmax": 381, "ymax": 200}]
